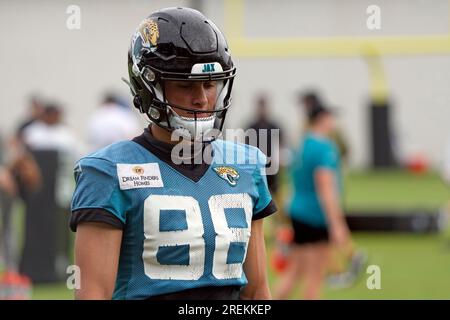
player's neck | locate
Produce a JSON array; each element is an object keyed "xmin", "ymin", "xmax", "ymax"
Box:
[
  {"xmin": 310, "ymin": 126, "xmax": 330, "ymax": 138},
  {"xmin": 149, "ymin": 125, "xmax": 179, "ymax": 145}
]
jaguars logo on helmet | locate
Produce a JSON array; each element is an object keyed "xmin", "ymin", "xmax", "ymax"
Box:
[{"xmin": 138, "ymin": 18, "xmax": 159, "ymax": 48}]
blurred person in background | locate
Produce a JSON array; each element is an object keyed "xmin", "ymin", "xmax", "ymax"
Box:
[
  {"xmin": 87, "ymin": 92, "xmax": 140, "ymax": 152},
  {"xmin": 0, "ymin": 132, "xmax": 35, "ymax": 299},
  {"xmin": 244, "ymin": 94, "xmax": 290, "ymax": 245},
  {"xmin": 23, "ymin": 104, "xmax": 82, "ymax": 154},
  {"xmin": 299, "ymin": 90, "xmax": 366, "ymax": 277},
  {"xmin": 299, "ymin": 91, "xmax": 349, "ymax": 163},
  {"xmin": 22, "ymin": 103, "xmax": 82, "ymax": 278},
  {"xmin": 16, "ymin": 95, "xmax": 45, "ymax": 143},
  {"xmin": 10, "ymin": 94, "xmax": 43, "ymax": 203},
  {"xmin": 274, "ymin": 104, "xmax": 361, "ymax": 299},
  {"xmin": 244, "ymin": 94, "xmax": 284, "ymax": 198},
  {"xmin": 1, "ymin": 121, "xmax": 42, "ymax": 273}
]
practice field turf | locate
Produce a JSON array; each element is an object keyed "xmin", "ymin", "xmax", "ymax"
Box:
[
  {"xmin": 343, "ymin": 170, "xmax": 449, "ymax": 212},
  {"xmin": 271, "ymin": 232, "xmax": 450, "ymax": 299}
]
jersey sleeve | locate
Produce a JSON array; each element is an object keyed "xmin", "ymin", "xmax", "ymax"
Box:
[
  {"xmin": 252, "ymin": 149, "xmax": 277, "ymax": 220},
  {"xmin": 316, "ymin": 143, "xmax": 337, "ymax": 170},
  {"xmin": 71, "ymin": 157, "xmax": 128, "ymax": 226}
]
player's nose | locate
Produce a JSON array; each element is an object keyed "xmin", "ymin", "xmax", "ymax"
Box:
[{"xmin": 191, "ymin": 83, "xmax": 209, "ymax": 110}]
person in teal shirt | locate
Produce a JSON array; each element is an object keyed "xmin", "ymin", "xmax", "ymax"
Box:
[
  {"xmin": 275, "ymin": 104, "xmax": 353, "ymax": 299},
  {"xmin": 289, "ymin": 131, "xmax": 342, "ymax": 227}
]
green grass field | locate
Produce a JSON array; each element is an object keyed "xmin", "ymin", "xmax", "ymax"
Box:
[
  {"xmin": 343, "ymin": 170, "xmax": 449, "ymax": 211},
  {"xmin": 27, "ymin": 170, "xmax": 450, "ymax": 299},
  {"xmin": 271, "ymin": 233, "xmax": 450, "ymax": 299}
]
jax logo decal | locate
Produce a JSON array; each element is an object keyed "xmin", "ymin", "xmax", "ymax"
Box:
[{"xmin": 202, "ymin": 63, "xmax": 216, "ymax": 72}]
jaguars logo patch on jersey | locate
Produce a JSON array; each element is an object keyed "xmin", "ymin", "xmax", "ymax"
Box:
[{"xmin": 213, "ymin": 166, "xmax": 240, "ymax": 186}]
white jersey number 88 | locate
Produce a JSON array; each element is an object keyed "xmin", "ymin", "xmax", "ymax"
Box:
[{"xmin": 142, "ymin": 193, "xmax": 253, "ymax": 280}]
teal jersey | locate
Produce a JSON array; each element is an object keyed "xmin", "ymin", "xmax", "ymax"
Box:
[
  {"xmin": 288, "ymin": 132, "xmax": 342, "ymax": 227},
  {"xmin": 71, "ymin": 136, "xmax": 275, "ymax": 299}
]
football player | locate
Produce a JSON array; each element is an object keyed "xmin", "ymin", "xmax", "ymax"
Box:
[{"xmin": 70, "ymin": 7, "xmax": 277, "ymax": 300}]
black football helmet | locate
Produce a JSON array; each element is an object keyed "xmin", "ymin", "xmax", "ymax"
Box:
[{"xmin": 126, "ymin": 7, "xmax": 236, "ymax": 142}]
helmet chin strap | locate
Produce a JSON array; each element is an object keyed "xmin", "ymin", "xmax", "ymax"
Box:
[{"xmin": 168, "ymin": 108, "xmax": 216, "ymax": 141}]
